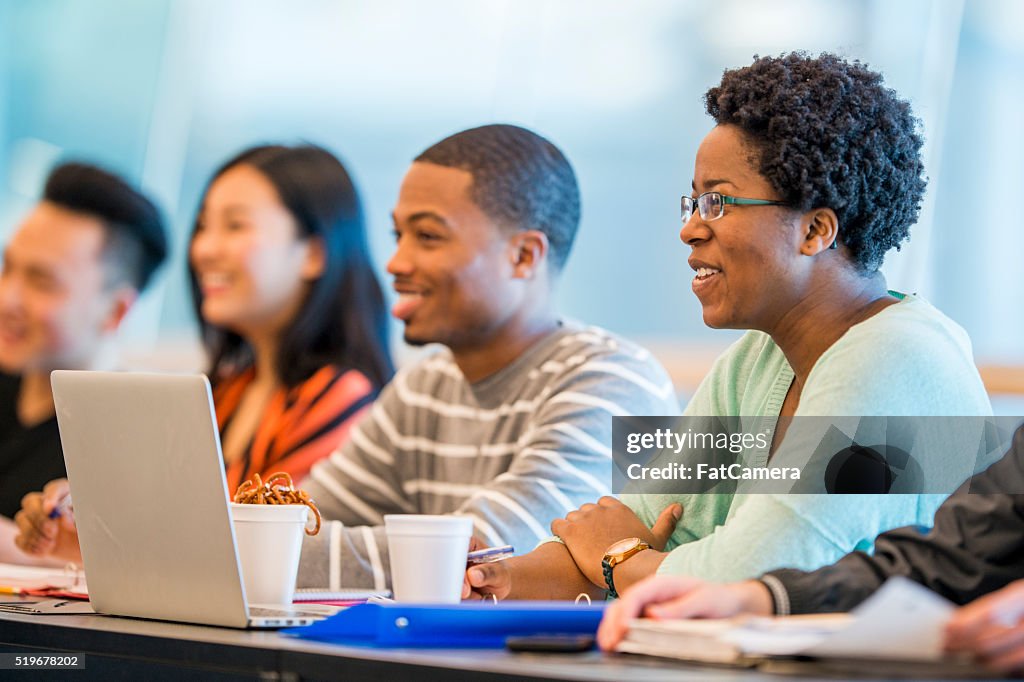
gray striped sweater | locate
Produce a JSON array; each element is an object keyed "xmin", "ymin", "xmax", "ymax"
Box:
[{"xmin": 296, "ymin": 321, "xmax": 679, "ymax": 590}]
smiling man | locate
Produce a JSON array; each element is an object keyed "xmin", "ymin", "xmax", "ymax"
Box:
[
  {"xmin": 0, "ymin": 163, "xmax": 168, "ymax": 547},
  {"xmin": 296, "ymin": 124, "xmax": 679, "ymax": 590}
]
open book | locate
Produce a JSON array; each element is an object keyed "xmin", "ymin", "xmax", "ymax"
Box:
[{"xmin": 618, "ymin": 577, "xmax": 957, "ymax": 665}]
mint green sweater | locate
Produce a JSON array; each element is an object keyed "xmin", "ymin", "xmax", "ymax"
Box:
[{"xmin": 622, "ymin": 294, "xmax": 993, "ymax": 582}]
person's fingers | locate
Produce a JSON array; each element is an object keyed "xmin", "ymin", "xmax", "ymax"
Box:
[
  {"xmin": 467, "ymin": 566, "xmax": 485, "ymax": 586},
  {"xmin": 597, "ymin": 600, "xmax": 630, "ymax": 650},
  {"xmin": 13, "ymin": 527, "xmax": 45, "ymax": 555},
  {"xmin": 20, "ymin": 533, "xmax": 57, "ymax": 555},
  {"xmin": 13, "ymin": 529, "xmax": 29, "ymax": 553},
  {"xmin": 552, "ymin": 516, "xmax": 577, "ymax": 536},
  {"xmin": 462, "ymin": 540, "xmax": 495, "ymax": 600},
  {"xmin": 41, "ymin": 480, "xmax": 76, "ymax": 527},
  {"xmin": 564, "ymin": 510, "xmax": 580, "ymax": 523},
  {"xmin": 647, "ymin": 592, "xmax": 716, "ymax": 620},
  {"xmin": 947, "ymin": 583, "xmax": 1024, "ymax": 649},
  {"xmin": 597, "ymin": 496, "xmax": 620, "ymax": 508},
  {"xmin": 13, "ymin": 509, "xmax": 30, "ymax": 534},
  {"xmin": 986, "ymin": 640, "xmax": 1024, "ymax": 676},
  {"xmin": 25, "ymin": 537, "xmax": 57, "ymax": 555},
  {"xmin": 58, "ymin": 510, "xmax": 78, "ymax": 532},
  {"xmin": 646, "ymin": 583, "xmax": 754, "ymax": 620},
  {"xmin": 16, "ymin": 494, "xmax": 58, "ymax": 540},
  {"xmin": 20, "ymin": 490, "xmax": 45, "ymax": 518},
  {"xmin": 968, "ymin": 624, "xmax": 1024, "ymax": 661},
  {"xmin": 13, "ymin": 509, "xmax": 57, "ymax": 555},
  {"xmin": 465, "ymin": 562, "xmax": 510, "ymax": 600},
  {"xmin": 13, "ymin": 511, "xmax": 37, "ymax": 553},
  {"xmin": 650, "ymin": 503, "xmax": 683, "ymax": 550},
  {"xmin": 467, "ymin": 563, "xmax": 505, "ymax": 588},
  {"xmin": 461, "ymin": 576, "xmax": 491, "ymax": 600},
  {"xmin": 946, "ymin": 612, "xmax": 988, "ymax": 650},
  {"xmin": 597, "ymin": 575, "xmax": 706, "ymax": 650},
  {"xmin": 41, "ymin": 478, "xmax": 70, "ymax": 507}
]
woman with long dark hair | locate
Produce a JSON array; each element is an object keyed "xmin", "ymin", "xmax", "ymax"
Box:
[{"xmin": 189, "ymin": 144, "xmax": 393, "ymax": 491}]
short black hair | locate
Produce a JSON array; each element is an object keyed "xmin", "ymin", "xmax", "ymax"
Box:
[
  {"xmin": 190, "ymin": 144, "xmax": 394, "ymax": 390},
  {"xmin": 415, "ymin": 124, "xmax": 581, "ymax": 272},
  {"xmin": 705, "ymin": 52, "xmax": 927, "ymax": 272},
  {"xmin": 43, "ymin": 162, "xmax": 168, "ymax": 291}
]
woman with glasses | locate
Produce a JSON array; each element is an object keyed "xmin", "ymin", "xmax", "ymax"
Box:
[{"xmin": 464, "ymin": 52, "xmax": 991, "ymax": 602}]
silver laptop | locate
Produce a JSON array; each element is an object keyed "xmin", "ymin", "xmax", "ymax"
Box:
[{"xmin": 51, "ymin": 370, "xmax": 323, "ymax": 629}]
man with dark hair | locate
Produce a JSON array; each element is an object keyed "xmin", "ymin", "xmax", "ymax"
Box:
[
  {"xmin": 413, "ymin": 124, "xmax": 580, "ymax": 272},
  {"xmin": 0, "ymin": 162, "xmax": 168, "ymax": 557},
  {"xmin": 41, "ymin": 163, "xmax": 168, "ymax": 293},
  {"xmin": 297, "ymin": 124, "xmax": 679, "ymax": 590}
]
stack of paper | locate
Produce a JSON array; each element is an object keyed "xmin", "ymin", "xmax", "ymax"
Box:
[
  {"xmin": 0, "ymin": 561, "xmax": 89, "ymax": 599},
  {"xmin": 618, "ymin": 577, "xmax": 955, "ymax": 665},
  {"xmin": 620, "ymin": 613, "xmax": 849, "ymax": 665}
]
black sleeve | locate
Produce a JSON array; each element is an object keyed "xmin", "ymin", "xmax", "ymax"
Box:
[{"xmin": 764, "ymin": 424, "xmax": 1024, "ymax": 614}]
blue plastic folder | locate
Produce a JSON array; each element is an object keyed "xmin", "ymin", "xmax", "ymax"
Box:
[{"xmin": 284, "ymin": 601, "xmax": 606, "ymax": 648}]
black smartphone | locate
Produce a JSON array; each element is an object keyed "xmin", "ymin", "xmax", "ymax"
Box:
[{"xmin": 505, "ymin": 634, "xmax": 595, "ymax": 653}]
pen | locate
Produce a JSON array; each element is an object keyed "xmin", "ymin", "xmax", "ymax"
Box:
[
  {"xmin": 466, "ymin": 544, "xmax": 514, "ymax": 565},
  {"xmin": 48, "ymin": 496, "xmax": 73, "ymax": 520}
]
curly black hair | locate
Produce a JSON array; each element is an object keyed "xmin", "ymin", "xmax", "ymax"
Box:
[
  {"xmin": 705, "ymin": 52, "xmax": 926, "ymax": 272},
  {"xmin": 415, "ymin": 124, "xmax": 581, "ymax": 272}
]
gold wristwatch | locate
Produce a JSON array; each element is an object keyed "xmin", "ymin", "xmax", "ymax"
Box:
[{"xmin": 601, "ymin": 537, "xmax": 650, "ymax": 598}]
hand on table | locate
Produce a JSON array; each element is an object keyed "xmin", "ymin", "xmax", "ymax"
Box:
[
  {"xmin": 461, "ymin": 536, "xmax": 511, "ymax": 601},
  {"xmin": 946, "ymin": 579, "xmax": 1024, "ymax": 675},
  {"xmin": 463, "ymin": 556, "xmax": 514, "ymax": 601},
  {"xmin": 597, "ymin": 575, "xmax": 774, "ymax": 650},
  {"xmin": 551, "ymin": 497, "xmax": 681, "ymax": 587},
  {"xmin": 13, "ymin": 478, "xmax": 82, "ymax": 563},
  {"xmin": 462, "ymin": 541, "xmax": 603, "ymax": 602}
]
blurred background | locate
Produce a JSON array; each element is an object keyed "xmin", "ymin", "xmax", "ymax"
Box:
[{"xmin": 1, "ymin": 0, "xmax": 1021, "ymax": 410}]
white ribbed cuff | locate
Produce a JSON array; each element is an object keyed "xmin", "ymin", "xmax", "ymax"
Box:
[{"xmin": 759, "ymin": 575, "xmax": 790, "ymax": 616}]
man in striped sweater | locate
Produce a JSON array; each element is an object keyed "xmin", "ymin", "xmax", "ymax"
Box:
[{"xmin": 297, "ymin": 124, "xmax": 679, "ymax": 590}]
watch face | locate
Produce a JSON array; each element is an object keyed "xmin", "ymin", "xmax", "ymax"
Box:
[{"xmin": 607, "ymin": 537, "xmax": 641, "ymax": 555}]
